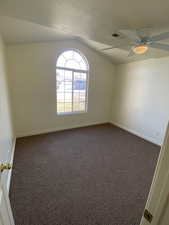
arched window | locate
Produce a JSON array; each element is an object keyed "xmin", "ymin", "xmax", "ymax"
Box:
[{"xmin": 56, "ymin": 50, "xmax": 89, "ymax": 114}]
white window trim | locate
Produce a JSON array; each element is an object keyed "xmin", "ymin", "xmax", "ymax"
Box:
[{"xmin": 57, "ymin": 66, "xmax": 88, "ymax": 74}]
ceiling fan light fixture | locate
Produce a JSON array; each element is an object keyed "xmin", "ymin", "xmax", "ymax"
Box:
[{"xmin": 132, "ymin": 45, "xmax": 148, "ymax": 54}]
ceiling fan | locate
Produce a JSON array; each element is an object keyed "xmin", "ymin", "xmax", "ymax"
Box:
[{"xmin": 102, "ymin": 29, "xmax": 169, "ymax": 56}]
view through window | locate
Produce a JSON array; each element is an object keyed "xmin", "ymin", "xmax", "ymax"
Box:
[{"xmin": 56, "ymin": 50, "xmax": 89, "ymax": 114}]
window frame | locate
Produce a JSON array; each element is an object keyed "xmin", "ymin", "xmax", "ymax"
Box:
[{"xmin": 56, "ymin": 49, "xmax": 89, "ymax": 116}]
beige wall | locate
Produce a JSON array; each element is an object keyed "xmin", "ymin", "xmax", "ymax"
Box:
[
  {"xmin": 0, "ymin": 35, "xmax": 14, "ymax": 188},
  {"xmin": 111, "ymin": 58, "xmax": 169, "ymax": 145},
  {"xmin": 7, "ymin": 40, "xmax": 115, "ymax": 137},
  {"xmin": 7, "ymin": 39, "xmax": 169, "ymax": 145}
]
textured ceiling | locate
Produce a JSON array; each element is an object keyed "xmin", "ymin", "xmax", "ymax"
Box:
[
  {"xmin": 1, "ymin": 0, "xmax": 169, "ymax": 64},
  {"xmin": 0, "ymin": 16, "xmax": 72, "ymax": 43}
]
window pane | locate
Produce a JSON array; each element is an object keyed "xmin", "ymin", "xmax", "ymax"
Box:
[
  {"xmin": 56, "ymin": 69, "xmax": 65, "ymax": 92},
  {"xmin": 65, "ymin": 92, "xmax": 72, "ymax": 102},
  {"xmin": 66, "ymin": 59, "xmax": 80, "ymax": 70},
  {"xmin": 73, "ymin": 51, "xmax": 83, "ymax": 62},
  {"xmin": 79, "ymin": 91, "xmax": 86, "ymax": 101},
  {"xmin": 79, "ymin": 102, "xmax": 85, "ymax": 111},
  {"xmin": 64, "ymin": 102, "xmax": 72, "ymax": 112},
  {"xmin": 74, "ymin": 73, "xmax": 86, "ymax": 91},
  {"xmin": 64, "ymin": 82, "xmax": 72, "ymax": 91},
  {"xmin": 73, "ymin": 91, "xmax": 79, "ymax": 102},
  {"xmin": 57, "ymin": 50, "xmax": 88, "ymax": 70},
  {"xmin": 63, "ymin": 51, "xmax": 74, "ymax": 60},
  {"xmin": 57, "ymin": 102, "xmax": 64, "ymax": 113},
  {"xmin": 57, "ymin": 92, "xmax": 64, "ymax": 102},
  {"xmin": 73, "ymin": 102, "xmax": 80, "ymax": 111},
  {"xmin": 72, "ymin": 72, "xmax": 87, "ymax": 112},
  {"xmin": 65, "ymin": 70, "xmax": 72, "ymax": 81},
  {"xmin": 80, "ymin": 60, "xmax": 87, "ymax": 70},
  {"xmin": 56, "ymin": 55, "xmax": 66, "ymax": 67},
  {"xmin": 81, "ymin": 73, "xmax": 86, "ymax": 80}
]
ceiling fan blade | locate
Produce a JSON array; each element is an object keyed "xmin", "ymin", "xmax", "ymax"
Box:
[
  {"xmin": 149, "ymin": 43, "xmax": 169, "ymax": 51},
  {"xmin": 128, "ymin": 50, "xmax": 135, "ymax": 57},
  {"xmin": 151, "ymin": 32, "xmax": 169, "ymax": 42},
  {"xmin": 119, "ymin": 29, "xmax": 141, "ymax": 42},
  {"xmin": 101, "ymin": 46, "xmax": 116, "ymax": 51},
  {"xmin": 101, "ymin": 43, "xmax": 133, "ymax": 51},
  {"xmin": 137, "ymin": 28, "xmax": 150, "ymax": 39}
]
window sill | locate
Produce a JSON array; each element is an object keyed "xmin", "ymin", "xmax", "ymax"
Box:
[{"xmin": 57, "ymin": 111, "xmax": 87, "ymax": 116}]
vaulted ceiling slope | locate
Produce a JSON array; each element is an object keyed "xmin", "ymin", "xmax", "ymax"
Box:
[{"xmin": 1, "ymin": 0, "xmax": 169, "ymax": 64}]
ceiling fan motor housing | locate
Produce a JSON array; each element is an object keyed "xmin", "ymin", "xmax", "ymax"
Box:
[{"xmin": 112, "ymin": 33, "xmax": 120, "ymax": 37}]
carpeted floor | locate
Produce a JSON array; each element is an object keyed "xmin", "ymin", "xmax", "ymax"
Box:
[{"xmin": 10, "ymin": 124, "xmax": 160, "ymax": 225}]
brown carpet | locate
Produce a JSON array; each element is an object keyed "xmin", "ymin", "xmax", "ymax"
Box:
[{"xmin": 10, "ymin": 124, "xmax": 160, "ymax": 225}]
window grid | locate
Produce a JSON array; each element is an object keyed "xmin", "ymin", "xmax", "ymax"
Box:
[{"xmin": 56, "ymin": 51, "xmax": 88, "ymax": 115}]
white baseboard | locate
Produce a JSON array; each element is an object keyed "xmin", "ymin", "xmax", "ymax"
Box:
[
  {"xmin": 111, "ymin": 121, "xmax": 160, "ymax": 146},
  {"xmin": 7, "ymin": 137, "xmax": 16, "ymax": 193},
  {"xmin": 16, "ymin": 121, "xmax": 110, "ymax": 138},
  {"xmin": 16, "ymin": 120, "xmax": 161, "ymax": 145}
]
